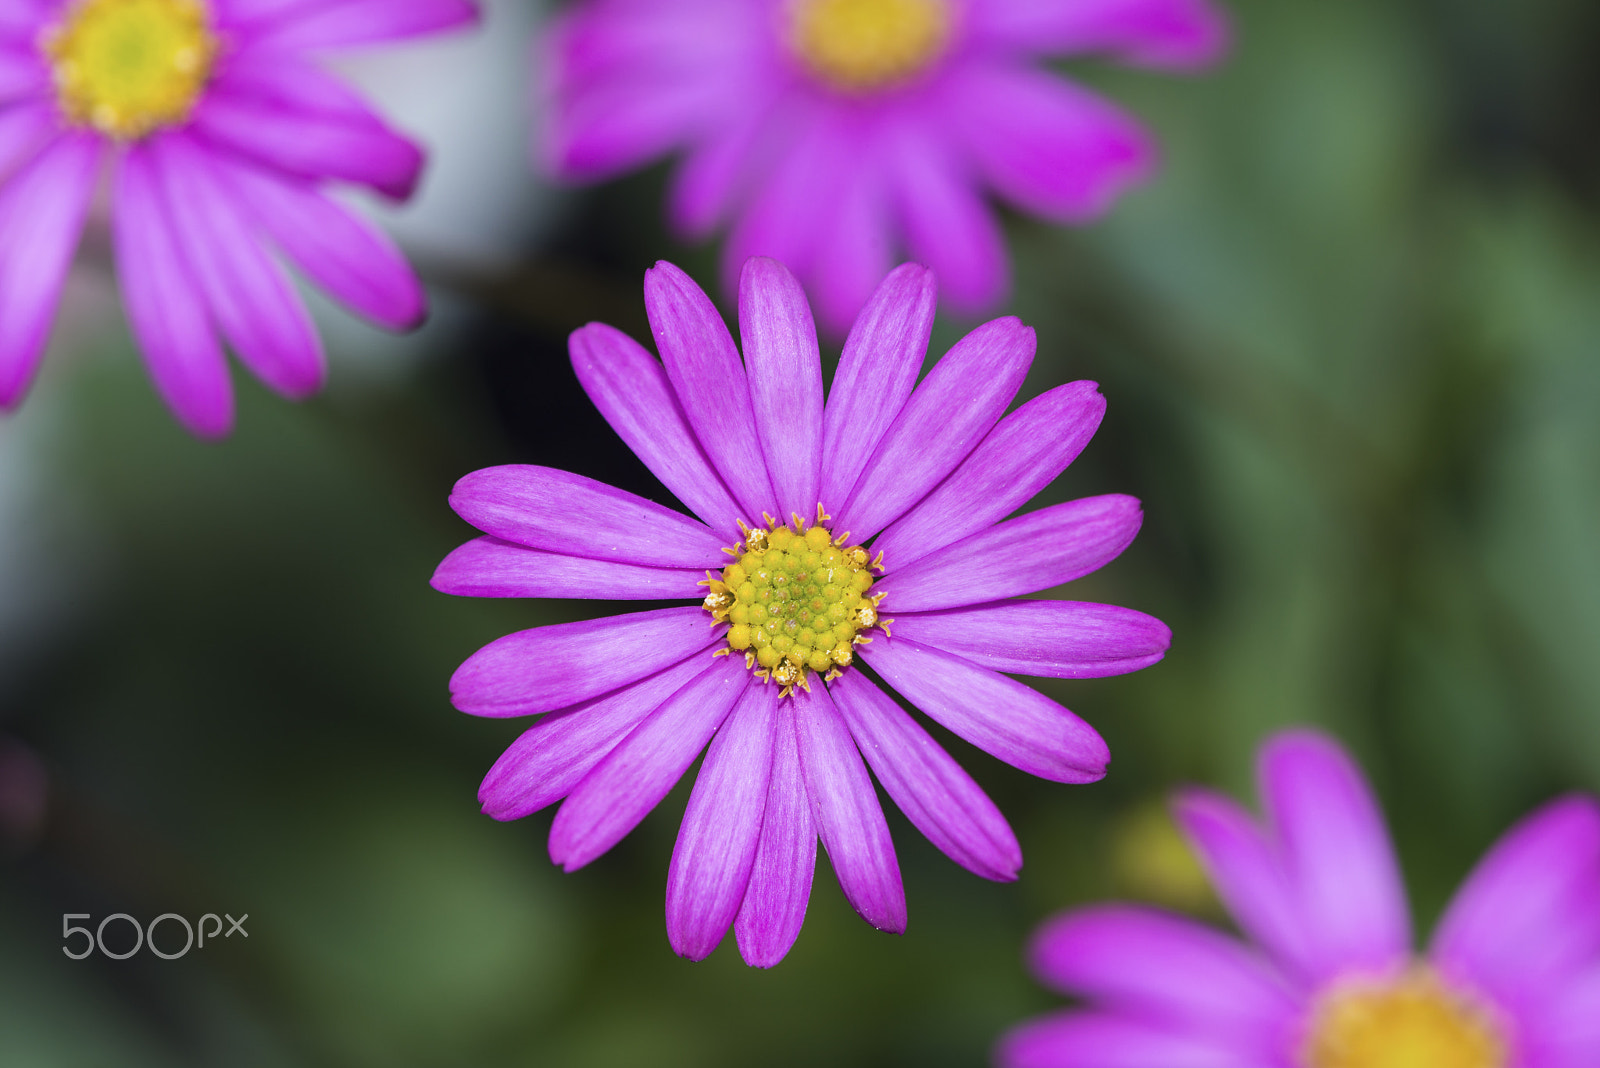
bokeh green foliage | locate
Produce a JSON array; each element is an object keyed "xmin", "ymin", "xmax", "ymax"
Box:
[{"xmin": 3, "ymin": 0, "xmax": 1599, "ymax": 1064}]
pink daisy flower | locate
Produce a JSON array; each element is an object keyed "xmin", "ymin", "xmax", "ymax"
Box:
[
  {"xmin": 0, "ymin": 0, "xmax": 477, "ymax": 438},
  {"xmin": 543, "ymin": 0, "xmax": 1228, "ymax": 335},
  {"xmin": 433, "ymin": 257, "xmax": 1170, "ymax": 966},
  {"xmin": 999, "ymin": 729, "xmax": 1600, "ymax": 1068}
]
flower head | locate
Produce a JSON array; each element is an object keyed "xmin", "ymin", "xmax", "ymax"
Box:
[
  {"xmin": 433, "ymin": 257, "xmax": 1170, "ymax": 966},
  {"xmin": 998, "ymin": 729, "xmax": 1600, "ymax": 1068},
  {"xmin": 543, "ymin": 0, "xmax": 1228, "ymax": 334},
  {"xmin": 0, "ymin": 0, "xmax": 478, "ymax": 438}
]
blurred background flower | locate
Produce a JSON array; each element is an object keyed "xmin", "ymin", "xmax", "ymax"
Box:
[
  {"xmin": 2, "ymin": 0, "xmax": 1600, "ymax": 1064},
  {"xmin": 542, "ymin": 0, "xmax": 1227, "ymax": 333},
  {"xmin": 999, "ymin": 730, "xmax": 1600, "ymax": 1068}
]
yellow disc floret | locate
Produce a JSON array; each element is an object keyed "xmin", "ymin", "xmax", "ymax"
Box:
[
  {"xmin": 702, "ymin": 506, "xmax": 888, "ymax": 696},
  {"xmin": 1304, "ymin": 967, "xmax": 1507, "ymax": 1068},
  {"xmin": 788, "ymin": 0, "xmax": 951, "ymax": 94},
  {"xmin": 45, "ymin": 0, "xmax": 219, "ymax": 140}
]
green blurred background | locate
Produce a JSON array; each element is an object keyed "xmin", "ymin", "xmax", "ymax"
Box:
[{"xmin": 3, "ymin": 0, "xmax": 1599, "ymax": 1063}]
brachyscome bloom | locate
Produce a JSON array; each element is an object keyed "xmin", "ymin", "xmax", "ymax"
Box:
[
  {"xmin": 433, "ymin": 257, "xmax": 1170, "ymax": 966},
  {"xmin": 543, "ymin": 0, "xmax": 1228, "ymax": 334},
  {"xmin": 0, "ymin": 0, "xmax": 477, "ymax": 437},
  {"xmin": 998, "ymin": 729, "xmax": 1600, "ymax": 1068}
]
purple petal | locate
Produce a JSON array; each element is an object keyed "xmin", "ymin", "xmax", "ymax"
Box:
[
  {"xmin": 0, "ymin": 102, "xmax": 55, "ymax": 181},
  {"xmin": 644, "ymin": 261, "xmax": 777, "ymax": 520},
  {"xmin": 449, "ymin": 606, "xmax": 720, "ymax": 717},
  {"xmin": 1540, "ymin": 964, "xmax": 1600, "ymax": 1067},
  {"xmin": 949, "ymin": 64, "xmax": 1154, "ymax": 223},
  {"xmin": 243, "ymin": 0, "xmax": 479, "ymax": 52},
  {"xmin": 735, "ymin": 692, "xmax": 816, "ymax": 967},
  {"xmin": 193, "ymin": 59, "xmax": 423, "ymax": 199},
  {"xmin": 217, "ymin": 156, "xmax": 424, "ymax": 329},
  {"xmin": 0, "ymin": 43, "xmax": 46, "ymax": 103},
  {"xmin": 996, "ymin": 1011, "xmax": 1250, "ymax": 1068},
  {"xmin": 818, "ymin": 263, "xmax": 936, "ymax": 512},
  {"xmin": 549, "ymin": 656, "xmax": 749, "ymax": 871},
  {"xmin": 666, "ymin": 104, "xmax": 767, "ymax": 237},
  {"xmin": 873, "ymin": 381, "xmax": 1106, "ymax": 569},
  {"xmin": 888, "ymin": 125, "xmax": 1009, "ymax": 315},
  {"xmin": 1431, "ymin": 795, "xmax": 1600, "ymax": 1010},
  {"xmin": 834, "ymin": 316, "xmax": 1034, "ymax": 542},
  {"xmin": 1258, "ymin": 730, "xmax": 1411, "ymax": 981},
  {"xmin": 1028, "ymin": 905, "xmax": 1297, "ymax": 1054},
  {"xmin": 878, "ymin": 495, "xmax": 1143, "ymax": 613},
  {"xmin": 666, "ymin": 683, "xmax": 778, "ymax": 960},
  {"xmin": 740, "ymin": 257, "xmax": 823, "ymax": 523},
  {"xmin": 829, "ymin": 671, "xmax": 1020, "ymax": 881},
  {"xmin": 447, "ymin": 465, "xmax": 727, "ymax": 567},
  {"xmin": 793, "ymin": 683, "xmax": 906, "ymax": 934},
  {"xmin": 551, "ymin": 70, "xmax": 725, "ymax": 182},
  {"xmin": 1170, "ymin": 788, "xmax": 1312, "ymax": 979},
  {"xmin": 861, "ymin": 637, "xmax": 1109, "ymax": 784},
  {"xmin": 971, "ymin": 0, "xmax": 1230, "ymax": 71},
  {"xmin": 112, "ymin": 146, "xmax": 234, "ymax": 439},
  {"xmin": 891, "ymin": 600, "xmax": 1170, "ymax": 679},
  {"xmin": 431, "ymin": 536, "xmax": 706, "ymax": 600},
  {"xmin": 150, "ymin": 133, "xmax": 325, "ymax": 399},
  {"xmin": 570, "ymin": 322, "xmax": 743, "ymax": 535},
  {"xmin": 802, "ymin": 154, "xmax": 893, "ymax": 338},
  {"xmin": 0, "ymin": 134, "xmax": 98, "ymax": 409},
  {"xmin": 478, "ymin": 653, "xmax": 711, "ymax": 820}
]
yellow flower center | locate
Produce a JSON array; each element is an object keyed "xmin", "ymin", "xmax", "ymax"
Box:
[
  {"xmin": 1304, "ymin": 967, "xmax": 1508, "ymax": 1068},
  {"xmin": 45, "ymin": 0, "xmax": 218, "ymax": 140},
  {"xmin": 703, "ymin": 507, "xmax": 888, "ymax": 697},
  {"xmin": 788, "ymin": 0, "xmax": 951, "ymax": 94}
]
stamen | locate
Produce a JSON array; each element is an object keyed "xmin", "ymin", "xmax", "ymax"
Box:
[
  {"xmin": 707, "ymin": 508, "xmax": 886, "ymax": 696},
  {"xmin": 45, "ymin": 0, "xmax": 219, "ymax": 141},
  {"xmin": 1305, "ymin": 967, "xmax": 1507, "ymax": 1068},
  {"xmin": 788, "ymin": 0, "xmax": 951, "ymax": 94}
]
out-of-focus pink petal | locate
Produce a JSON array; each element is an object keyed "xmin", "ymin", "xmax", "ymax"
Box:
[
  {"xmin": 1537, "ymin": 963, "xmax": 1600, "ymax": 1068},
  {"xmin": 644, "ymin": 260, "xmax": 777, "ymax": 520},
  {"xmin": 892, "ymin": 600, "xmax": 1170, "ymax": 679},
  {"xmin": 449, "ymin": 607, "xmax": 720, "ymax": 718},
  {"xmin": 862, "ymin": 637, "xmax": 1109, "ymax": 784},
  {"xmin": 570, "ymin": 322, "xmax": 744, "ymax": 535},
  {"xmin": 887, "ymin": 122, "xmax": 1009, "ymax": 315},
  {"xmin": 217, "ymin": 156, "xmax": 424, "ymax": 329},
  {"xmin": 740, "ymin": 257, "xmax": 823, "ymax": 522},
  {"xmin": 1027, "ymin": 905, "xmax": 1297, "ymax": 1054},
  {"xmin": 1170, "ymin": 787, "xmax": 1313, "ymax": 980},
  {"xmin": 720, "ymin": 101, "xmax": 842, "ymax": 293},
  {"xmin": 447, "ymin": 465, "xmax": 728, "ymax": 567},
  {"xmin": 1431, "ymin": 795, "xmax": 1600, "ymax": 1011},
  {"xmin": 830, "ymin": 671, "xmax": 1020, "ymax": 881},
  {"xmin": 818, "ymin": 262, "xmax": 935, "ymax": 510},
  {"xmin": 666, "ymin": 683, "xmax": 777, "ymax": 960},
  {"xmin": 833, "ymin": 316, "xmax": 1033, "ymax": 541},
  {"xmin": 794, "ymin": 682, "xmax": 906, "ymax": 933},
  {"xmin": 0, "ymin": 134, "xmax": 98, "ymax": 409},
  {"xmin": 735, "ymin": 691, "xmax": 816, "ymax": 967},
  {"xmin": 1259, "ymin": 730, "xmax": 1411, "ymax": 981},
  {"xmin": 193, "ymin": 59, "xmax": 423, "ymax": 199},
  {"xmin": 242, "ymin": 0, "xmax": 478, "ymax": 52},
  {"xmin": 804, "ymin": 153, "xmax": 894, "ymax": 339},
  {"xmin": 996, "ymin": 1011, "xmax": 1253, "ymax": 1068},
  {"xmin": 948, "ymin": 64, "xmax": 1154, "ymax": 224},
  {"xmin": 149, "ymin": 133, "xmax": 326, "ymax": 399},
  {"xmin": 113, "ymin": 145, "xmax": 234, "ymax": 439},
  {"xmin": 478, "ymin": 653, "xmax": 712, "ymax": 820},
  {"xmin": 874, "ymin": 380, "xmax": 1106, "ymax": 569},
  {"xmin": 0, "ymin": 101, "xmax": 54, "ymax": 180},
  {"xmin": 0, "ymin": 44, "xmax": 47, "ymax": 103},
  {"xmin": 879, "ymin": 495, "xmax": 1144, "ymax": 612},
  {"xmin": 431, "ymin": 536, "xmax": 707, "ymax": 600},
  {"xmin": 970, "ymin": 0, "xmax": 1230, "ymax": 71},
  {"xmin": 549, "ymin": 656, "xmax": 748, "ymax": 871}
]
